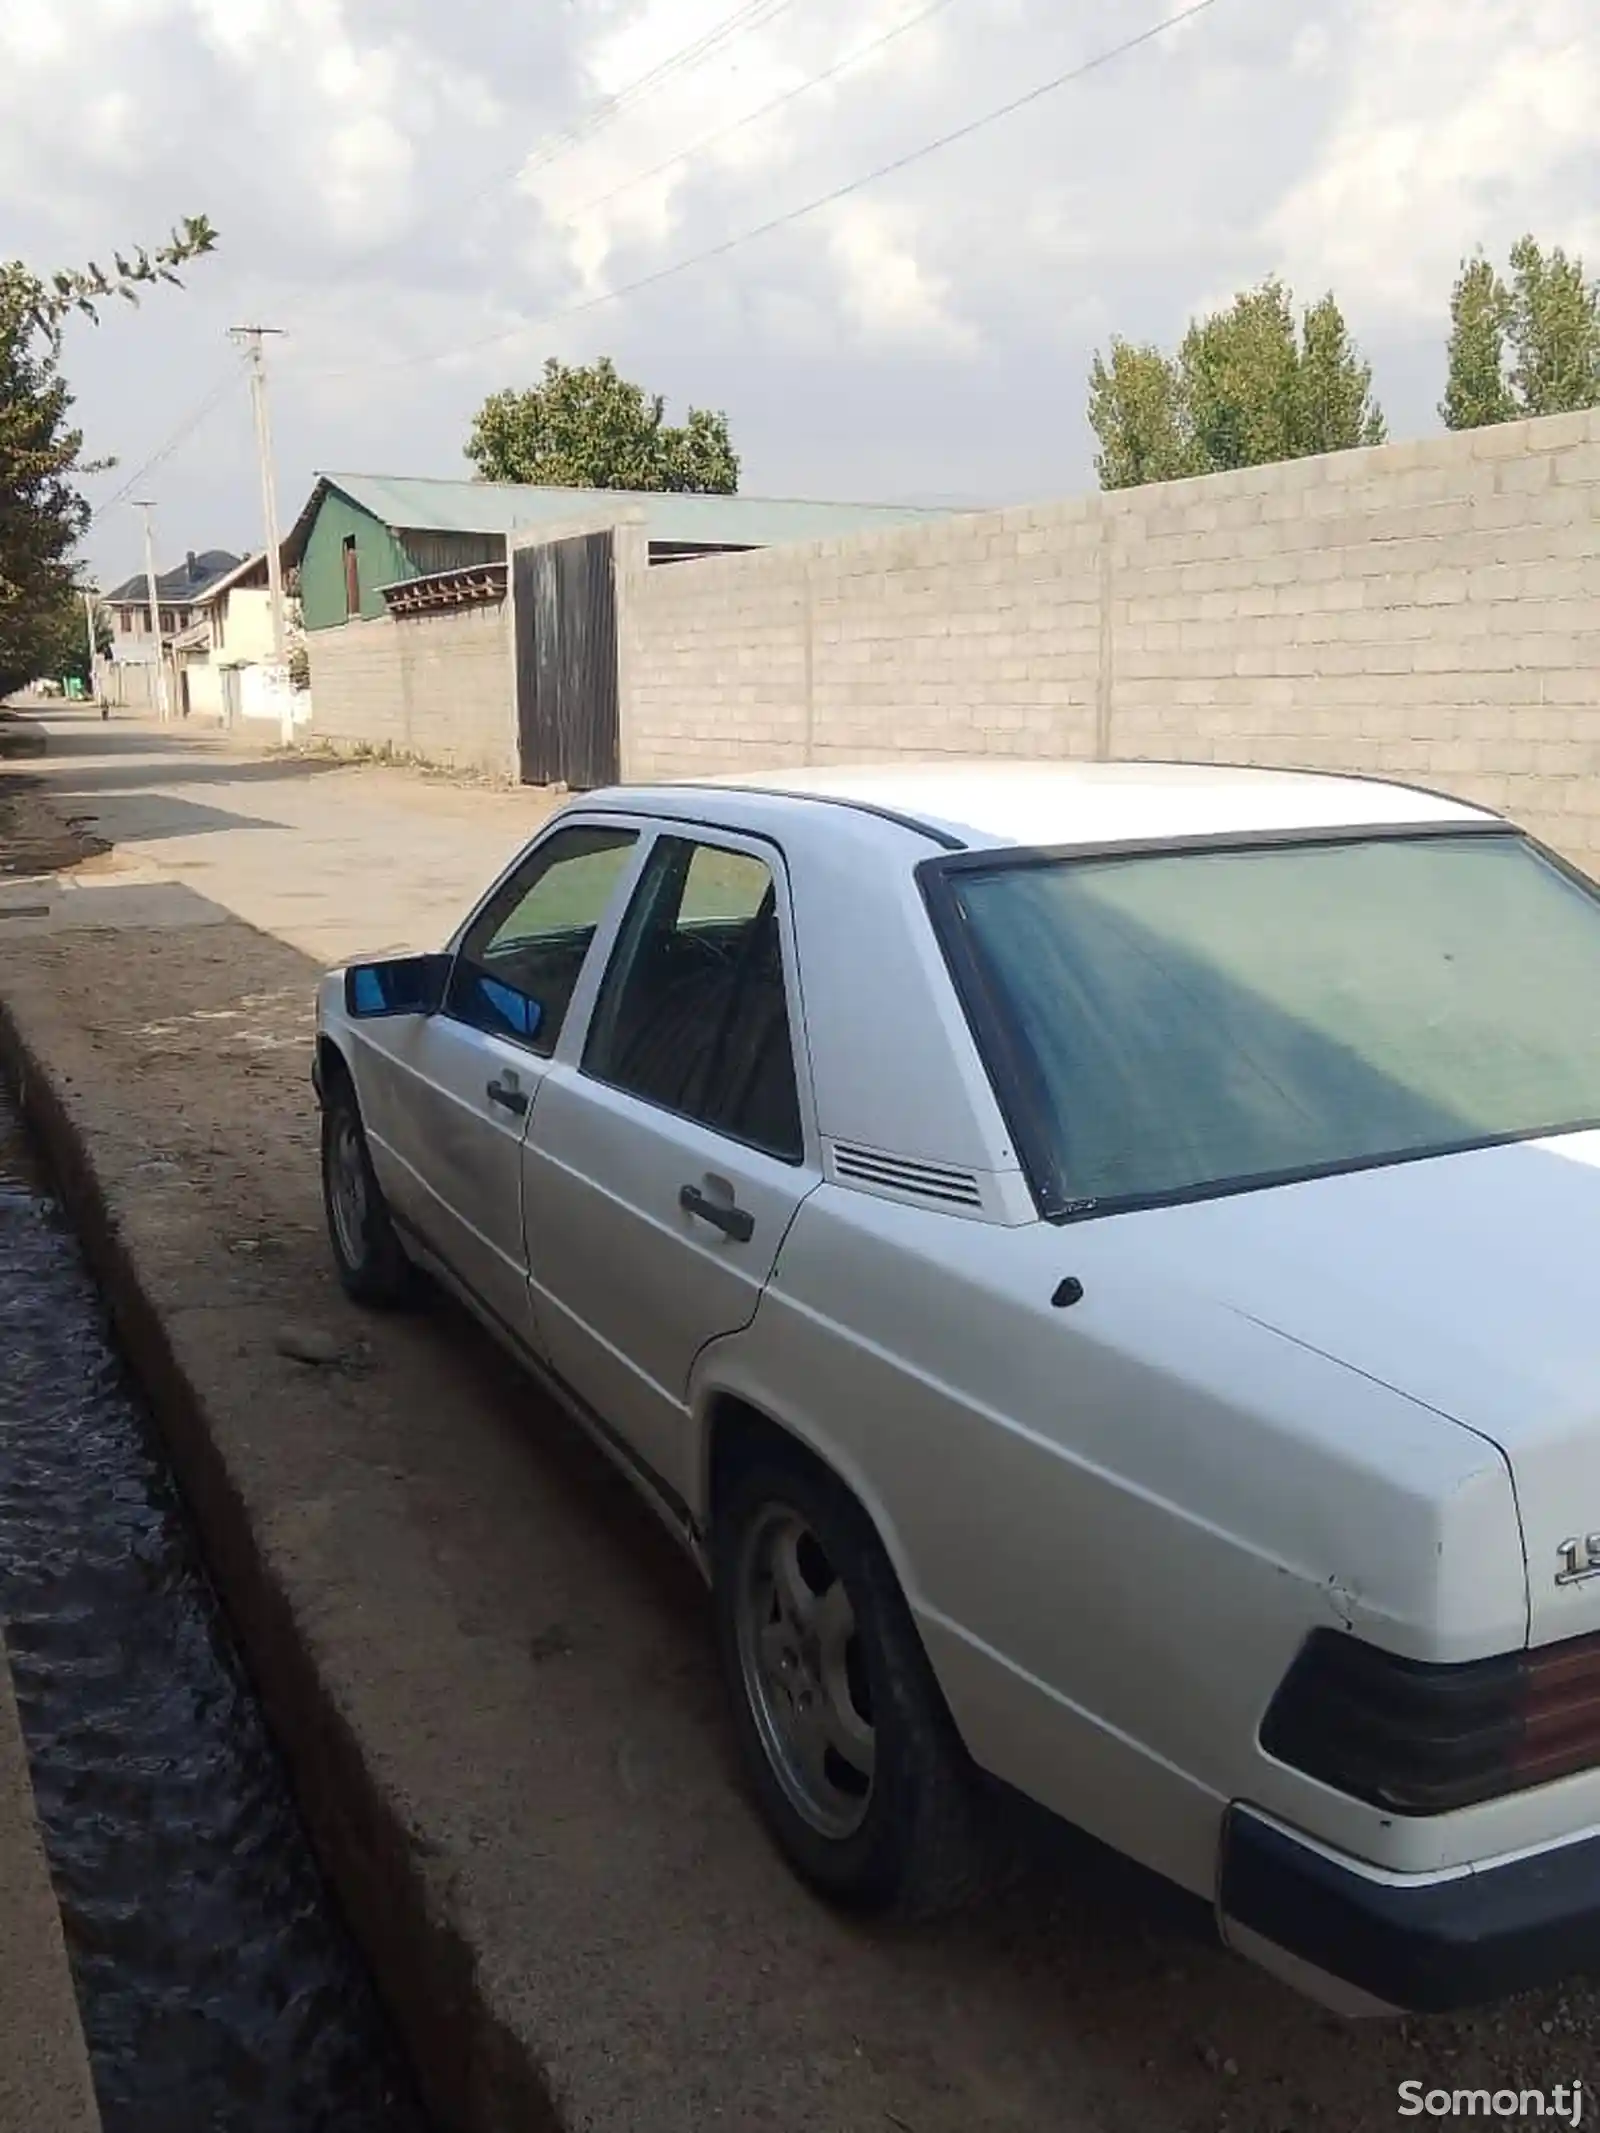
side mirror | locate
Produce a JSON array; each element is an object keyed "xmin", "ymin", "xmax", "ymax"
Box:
[{"xmin": 344, "ymin": 953, "xmax": 451, "ymax": 1019}]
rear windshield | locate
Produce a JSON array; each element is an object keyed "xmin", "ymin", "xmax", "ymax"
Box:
[{"xmin": 943, "ymin": 830, "xmax": 1600, "ymax": 1217}]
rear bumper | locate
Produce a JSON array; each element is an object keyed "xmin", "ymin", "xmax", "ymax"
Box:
[{"xmin": 1220, "ymin": 1806, "xmax": 1600, "ymax": 2014}]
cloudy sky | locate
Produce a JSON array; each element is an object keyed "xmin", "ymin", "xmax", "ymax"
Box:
[{"xmin": 4, "ymin": 0, "xmax": 1596, "ymax": 589}]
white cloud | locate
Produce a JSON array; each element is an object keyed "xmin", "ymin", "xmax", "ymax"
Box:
[
  {"xmin": 1, "ymin": 0, "xmax": 72, "ymax": 63},
  {"xmin": 1267, "ymin": 0, "xmax": 1600, "ymax": 319},
  {"xmin": 825, "ymin": 198, "xmax": 976, "ymax": 353}
]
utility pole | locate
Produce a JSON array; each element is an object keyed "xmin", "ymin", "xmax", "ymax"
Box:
[
  {"xmin": 133, "ymin": 500, "xmax": 169, "ymax": 720},
  {"xmin": 230, "ymin": 325, "xmax": 292, "ymax": 745},
  {"xmin": 82, "ymin": 588, "xmax": 100, "ymax": 708}
]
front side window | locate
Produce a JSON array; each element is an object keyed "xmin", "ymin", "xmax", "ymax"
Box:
[
  {"xmin": 940, "ymin": 830, "xmax": 1600, "ymax": 1217},
  {"xmin": 446, "ymin": 824, "xmax": 638, "ymax": 1053},
  {"xmin": 584, "ymin": 836, "xmax": 804, "ymax": 1161}
]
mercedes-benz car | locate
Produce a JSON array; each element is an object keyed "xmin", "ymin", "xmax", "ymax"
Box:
[{"xmin": 313, "ymin": 758, "xmax": 1600, "ymax": 2016}]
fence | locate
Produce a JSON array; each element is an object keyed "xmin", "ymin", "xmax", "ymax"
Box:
[{"xmin": 616, "ymin": 408, "xmax": 1600, "ymax": 872}]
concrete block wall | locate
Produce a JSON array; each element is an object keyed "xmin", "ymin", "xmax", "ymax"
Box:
[
  {"xmin": 100, "ymin": 658, "xmax": 157, "ymax": 710},
  {"xmin": 621, "ymin": 530, "xmax": 810, "ymax": 779},
  {"xmin": 621, "ymin": 503, "xmax": 1104, "ymax": 781},
  {"xmin": 618, "ymin": 408, "xmax": 1600, "ymax": 870},
  {"xmin": 1102, "ymin": 411, "xmax": 1600, "ymax": 861},
  {"xmin": 183, "ymin": 663, "xmax": 224, "ymax": 722},
  {"xmin": 307, "ymin": 603, "xmax": 515, "ymax": 778}
]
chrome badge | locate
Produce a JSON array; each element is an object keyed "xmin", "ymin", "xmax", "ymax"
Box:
[{"xmin": 1555, "ymin": 1534, "xmax": 1600, "ymax": 1587}]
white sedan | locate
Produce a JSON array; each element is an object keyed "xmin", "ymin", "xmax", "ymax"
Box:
[{"xmin": 313, "ymin": 759, "xmax": 1600, "ymax": 2016}]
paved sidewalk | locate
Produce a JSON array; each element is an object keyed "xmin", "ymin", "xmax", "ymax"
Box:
[{"xmin": 0, "ymin": 711, "xmax": 559, "ymax": 962}]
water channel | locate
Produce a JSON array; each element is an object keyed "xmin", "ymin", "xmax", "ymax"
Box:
[{"xmin": 0, "ymin": 1087, "xmax": 428, "ymax": 2132}]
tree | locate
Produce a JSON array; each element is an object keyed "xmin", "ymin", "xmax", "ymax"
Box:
[
  {"xmin": 0, "ymin": 296, "xmax": 87, "ymax": 697},
  {"xmin": 1088, "ymin": 278, "xmax": 1384, "ymax": 490},
  {"xmin": 1180, "ymin": 277, "xmax": 1305, "ymax": 472},
  {"xmin": 1295, "ymin": 291, "xmax": 1387, "ymax": 456},
  {"xmin": 1441, "ymin": 238, "xmax": 1600, "ymax": 429},
  {"xmin": 466, "ymin": 356, "xmax": 739, "ymax": 493},
  {"xmin": 1440, "ymin": 255, "xmax": 1514, "ymax": 431},
  {"xmin": 8, "ymin": 217, "xmax": 217, "ymax": 342},
  {"xmin": 1506, "ymin": 237, "xmax": 1600, "ymax": 419},
  {"xmin": 1087, "ymin": 340, "xmax": 1198, "ymax": 489},
  {"xmin": 16, "ymin": 589, "xmax": 109, "ymax": 691},
  {"xmin": 0, "ymin": 219, "xmax": 215, "ymax": 700}
]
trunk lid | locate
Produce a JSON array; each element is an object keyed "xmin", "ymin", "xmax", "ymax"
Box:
[{"xmin": 1110, "ymin": 1130, "xmax": 1600, "ymax": 1647}]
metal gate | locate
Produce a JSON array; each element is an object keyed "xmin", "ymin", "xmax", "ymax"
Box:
[{"xmin": 511, "ymin": 531, "xmax": 620, "ymax": 788}]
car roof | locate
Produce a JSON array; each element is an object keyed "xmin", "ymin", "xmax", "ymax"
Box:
[{"xmin": 594, "ymin": 758, "xmax": 1499, "ymax": 853}]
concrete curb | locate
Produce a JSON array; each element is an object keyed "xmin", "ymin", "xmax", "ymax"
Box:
[
  {"xmin": 0, "ymin": 1626, "xmax": 101, "ymax": 2133},
  {"xmin": 0, "ymin": 1001, "xmax": 560, "ymax": 2133}
]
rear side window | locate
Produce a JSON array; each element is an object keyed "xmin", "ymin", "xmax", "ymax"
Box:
[{"xmin": 583, "ymin": 836, "xmax": 804, "ymax": 1161}]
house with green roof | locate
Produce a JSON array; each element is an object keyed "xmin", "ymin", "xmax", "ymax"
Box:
[
  {"xmin": 285, "ymin": 473, "xmax": 951, "ymax": 631},
  {"xmin": 286, "ymin": 470, "xmax": 964, "ymax": 789}
]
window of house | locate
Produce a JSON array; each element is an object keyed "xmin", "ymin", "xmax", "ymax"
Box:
[
  {"xmin": 445, "ymin": 826, "xmax": 640, "ymax": 1054},
  {"xmin": 342, "ymin": 535, "xmax": 361, "ymax": 618},
  {"xmin": 583, "ymin": 837, "xmax": 804, "ymax": 1162}
]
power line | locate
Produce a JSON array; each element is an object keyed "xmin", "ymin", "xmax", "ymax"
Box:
[
  {"xmin": 565, "ymin": 0, "xmax": 964, "ymax": 227},
  {"xmin": 262, "ymin": 0, "xmax": 807, "ymax": 326},
  {"xmin": 443, "ymin": 0, "xmax": 806, "ymax": 222},
  {"xmin": 91, "ymin": 364, "xmax": 249, "ymax": 521},
  {"xmin": 305, "ymin": 0, "xmax": 1224, "ymax": 381},
  {"xmin": 96, "ymin": 371, "xmax": 243, "ymax": 512},
  {"xmin": 527, "ymin": 0, "xmax": 803, "ymax": 178}
]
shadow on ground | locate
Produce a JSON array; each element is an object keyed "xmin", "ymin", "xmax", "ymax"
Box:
[
  {"xmin": 1, "ymin": 765, "xmax": 285, "ymax": 854},
  {"xmin": 20, "ymin": 717, "xmax": 345, "ymax": 798}
]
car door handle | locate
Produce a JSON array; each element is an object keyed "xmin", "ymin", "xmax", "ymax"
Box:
[
  {"xmin": 679, "ymin": 1184, "xmax": 754, "ymax": 1243},
  {"xmin": 486, "ymin": 1074, "xmax": 529, "ymax": 1116}
]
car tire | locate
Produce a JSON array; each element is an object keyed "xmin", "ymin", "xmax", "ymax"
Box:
[
  {"xmin": 713, "ymin": 1448, "xmax": 992, "ymax": 1920},
  {"xmin": 320, "ymin": 1072, "xmax": 416, "ymax": 1307}
]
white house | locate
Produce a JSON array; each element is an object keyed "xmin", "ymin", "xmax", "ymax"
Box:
[
  {"xmin": 101, "ymin": 548, "xmax": 243, "ymax": 710},
  {"xmin": 102, "ymin": 549, "xmax": 309, "ymax": 728},
  {"xmin": 174, "ymin": 552, "xmax": 277, "ymax": 721}
]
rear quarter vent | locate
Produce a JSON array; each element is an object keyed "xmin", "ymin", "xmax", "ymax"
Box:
[
  {"xmin": 827, "ymin": 1143, "xmax": 989, "ymax": 1211},
  {"xmin": 829, "ymin": 1142, "xmax": 986, "ymax": 1211}
]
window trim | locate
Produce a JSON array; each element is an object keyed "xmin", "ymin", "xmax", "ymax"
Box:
[
  {"xmin": 917, "ymin": 819, "xmax": 1596, "ymax": 1226},
  {"xmin": 441, "ymin": 817, "xmax": 646, "ymax": 1060},
  {"xmin": 575, "ymin": 826, "xmax": 814, "ymax": 1168}
]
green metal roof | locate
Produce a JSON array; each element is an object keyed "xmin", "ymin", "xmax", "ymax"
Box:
[{"xmin": 294, "ymin": 472, "xmax": 954, "ymax": 554}]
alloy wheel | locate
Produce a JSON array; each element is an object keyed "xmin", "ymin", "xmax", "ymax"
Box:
[
  {"xmin": 327, "ymin": 1113, "xmax": 369, "ymax": 1270},
  {"xmin": 734, "ymin": 1503, "xmax": 876, "ymax": 1840}
]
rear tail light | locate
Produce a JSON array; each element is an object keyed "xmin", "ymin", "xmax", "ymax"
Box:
[{"xmin": 1261, "ymin": 1627, "xmax": 1600, "ymax": 1814}]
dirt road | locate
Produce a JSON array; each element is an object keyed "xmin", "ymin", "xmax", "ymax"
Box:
[{"xmin": 1, "ymin": 715, "xmax": 1594, "ymax": 2132}]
